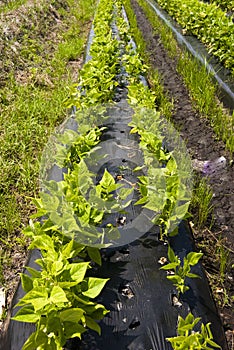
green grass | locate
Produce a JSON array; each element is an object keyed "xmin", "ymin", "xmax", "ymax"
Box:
[
  {"xmin": 0, "ymin": 0, "xmax": 27, "ymax": 12},
  {"xmin": 190, "ymin": 177, "xmax": 214, "ymax": 229},
  {"xmin": 216, "ymin": 240, "xmax": 229, "ymax": 283},
  {"xmin": 177, "ymin": 53, "xmax": 234, "ymax": 152},
  {"xmin": 0, "ymin": 0, "xmax": 96, "ymax": 286}
]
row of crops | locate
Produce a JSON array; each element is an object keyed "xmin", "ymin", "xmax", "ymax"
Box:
[
  {"xmin": 208, "ymin": 0, "xmax": 234, "ymax": 12},
  {"xmin": 136, "ymin": 0, "xmax": 234, "ymax": 153},
  {"xmin": 8, "ymin": 0, "xmax": 226, "ymax": 349},
  {"xmin": 155, "ymin": 0, "xmax": 234, "ymax": 76}
]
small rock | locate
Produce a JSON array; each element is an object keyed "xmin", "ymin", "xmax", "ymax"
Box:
[
  {"xmin": 119, "ymin": 284, "xmax": 134, "ymax": 299},
  {"xmin": 158, "ymin": 256, "xmax": 167, "ymax": 265},
  {"xmin": 172, "ymin": 295, "xmax": 182, "ymax": 307}
]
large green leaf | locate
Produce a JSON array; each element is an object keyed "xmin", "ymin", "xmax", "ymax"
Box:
[
  {"xmin": 69, "ymin": 262, "xmax": 90, "ymax": 283},
  {"xmin": 82, "ymin": 277, "xmax": 109, "ymax": 298},
  {"xmin": 50, "ymin": 286, "xmax": 68, "ymax": 304},
  {"xmin": 61, "ymin": 239, "xmax": 83, "ymax": 260},
  {"xmin": 20, "ymin": 273, "xmax": 33, "ymax": 293},
  {"xmin": 22, "ymin": 330, "xmax": 49, "ymax": 350},
  {"xmin": 63, "ymin": 321, "xmax": 87, "ymax": 339},
  {"xmin": 87, "ymin": 247, "xmax": 102, "ymax": 266},
  {"xmin": 168, "ymin": 245, "xmax": 176, "ymax": 263},
  {"xmin": 12, "ymin": 306, "xmax": 40, "ymax": 323},
  {"xmin": 40, "ymin": 192, "xmax": 60, "ymax": 212},
  {"xmin": 160, "ymin": 262, "xmax": 178, "ymax": 270},
  {"xmin": 59, "ymin": 308, "xmax": 84, "ymax": 323},
  {"xmin": 186, "ymin": 252, "xmax": 203, "ymax": 266},
  {"xmin": 16, "ymin": 287, "xmax": 49, "ymax": 312},
  {"xmin": 85, "ymin": 315, "xmax": 101, "ymax": 335},
  {"xmin": 29, "ymin": 234, "xmax": 55, "ymax": 252},
  {"xmin": 98, "ymin": 169, "xmax": 115, "ymax": 191},
  {"xmin": 51, "ymin": 260, "xmax": 64, "ymax": 275},
  {"xmin": 26, "ymin": 267, "xmax": 41, "ymax": 278}
]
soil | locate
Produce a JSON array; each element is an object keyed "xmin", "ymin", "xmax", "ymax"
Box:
[{"xmin": 130, "ymin": 0, "xmax": 234, "ymax": 347}]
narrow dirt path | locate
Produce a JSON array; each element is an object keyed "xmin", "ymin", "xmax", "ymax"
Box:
[{"xmin": 130, "ymin": 0, "xmax": 234, "ymax": 346}]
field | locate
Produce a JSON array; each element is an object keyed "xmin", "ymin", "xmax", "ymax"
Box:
[
  {"xmin": 0, "ymin": 0, "xmax": 233, "ymax": 349},
  {"xmin": 129, "ymin": 0, "xmax": 234, "ymax": 346}
]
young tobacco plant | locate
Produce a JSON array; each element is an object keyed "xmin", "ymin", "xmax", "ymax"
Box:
[
  {"xmin": 160, "ymin": 245, "xmax": 203, "ymax": 295},
  {"xmin": 55, "ymin": 126, "xmax": 104, "ymax": 169},
  {"xmin": 12, "ymin": 234, "xmax": 109, "ymax": 350},
  {"xmin": 37, "ymin": 159, "xmax": 133, "ymax": 247},
  {"xmin": 166, "ymin": 312, "xmax": 221, "ymax": 349}
]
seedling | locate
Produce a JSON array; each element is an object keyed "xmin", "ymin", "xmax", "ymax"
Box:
[
  {"xmin": 160, "ymin": 245, "xmax": 203, "ymax": 295},
  {"xmin": 167, "ymin": 312, "xmax": 221, "ymax": 349}
]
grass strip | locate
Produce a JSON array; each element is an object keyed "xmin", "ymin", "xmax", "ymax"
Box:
[
  {"xmin": 0, "ymin": 0, "xmax": 27, "ymax": 13},
  {"xmin": 0, "ymin": 0, "xmax": 96, "ymax": 286}
]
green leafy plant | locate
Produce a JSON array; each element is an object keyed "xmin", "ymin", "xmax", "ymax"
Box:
[
  {"xmin": 54, "ymin": 126, "xmax": 104, "ymax": 169},
  {"xmin": 126, "ymin": 0, "xmax": 234, "ymax": 152},
  {"xmin": 65, "ymin": 0, "xmax": 120, "ymax": 110},
  {"xmin": 156, "ymin": 0, "xmax": 234, "ymax": 76},
  {"xmin": 160, "ymin": 245, "xmax": 203, "ymax": 294},
  {"xmin": 167, "ymin": 312, "xmax": 221, "ymax": 349},
  {"xmin": 12, "ymin": 235, "xmax": 109, "ymax": 350},
  {"xmin": 126, "ymin": 93, "xmax": 192, "ymax": 238},
  {"xmin": 114, "ymin": 8, "xmax": 193, "ymax": 237}
]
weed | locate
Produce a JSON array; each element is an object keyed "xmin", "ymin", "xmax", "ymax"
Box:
[
  {"xmin": 217, "ymin": 240, "xmax": 230, "ymax": 283},
  {"xmin": 177, "ymin": 53, "xmax": 234, "ymax": 151},
  {"xmin": 190, "ymin": 177, "xmax": 213, "ymax": 229},
  {"xmin": 148, "ymin": 70, "xmax": 173, "ymax": 119}
]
